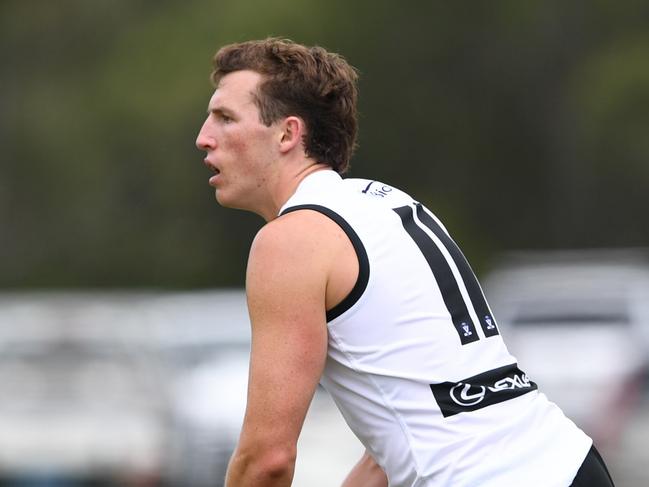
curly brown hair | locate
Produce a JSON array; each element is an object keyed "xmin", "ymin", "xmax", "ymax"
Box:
[{"xmin": 211, "ymin": 38, "xmax": 359, "ymax": 174}]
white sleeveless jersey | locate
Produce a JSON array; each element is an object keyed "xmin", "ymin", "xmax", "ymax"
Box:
[{"xmin": 279, "ymin": 171, "xmax": 591, "ymax": 487}]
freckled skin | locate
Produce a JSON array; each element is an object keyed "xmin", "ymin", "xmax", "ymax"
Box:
[{"xmin": 196, "ymin": 70, "xmax": 282, "ymax": 214}]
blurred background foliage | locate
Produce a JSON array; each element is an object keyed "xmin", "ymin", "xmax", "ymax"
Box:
[{"xmin": 1, "ymin": 0, "xmax": 648, "ymax": 288}]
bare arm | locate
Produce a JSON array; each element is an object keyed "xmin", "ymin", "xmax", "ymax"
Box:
[
  {"xmin": 225, "ymin": 212, "xmax": 336, "ymax": 487},
  {"xmin": 341, "ymin": 451, "xmax": 388, "ymax": 487}
]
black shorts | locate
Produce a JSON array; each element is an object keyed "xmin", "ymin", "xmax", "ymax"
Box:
[{"xmin": 570, "ymin": 445, "xmax": 615, "ymax": 487}]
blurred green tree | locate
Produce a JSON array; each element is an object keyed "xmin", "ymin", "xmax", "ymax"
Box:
[{"xmin": 1, "ymin": 0, "xmax": 647, "ymax": 288}]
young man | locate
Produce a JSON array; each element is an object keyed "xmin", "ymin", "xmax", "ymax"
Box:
[{"xmin": 195, "ymin": 38, "xmax": 615, "ymax": 487}]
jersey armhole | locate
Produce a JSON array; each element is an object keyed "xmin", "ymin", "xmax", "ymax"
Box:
[{"xmin": 279, "ymin": 204, "xmax": 370, "ymax": 322}]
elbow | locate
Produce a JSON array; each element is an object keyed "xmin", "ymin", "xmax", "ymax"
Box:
[
  {"xmin": 256, "ymin": 447, "xmax": 297, "ymax": 480},
  {"xmin": 230, "ymin": 444, "xmax": 297, "ymax": 483}
]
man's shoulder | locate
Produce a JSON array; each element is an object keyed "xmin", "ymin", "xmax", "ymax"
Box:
[
  {"xmin": 247, "ymin": 210, "xmax": 350, "ymax": 303},
  {"xmin": 253, "ymin": 209, "xmax": 349, "ymax": 259}
]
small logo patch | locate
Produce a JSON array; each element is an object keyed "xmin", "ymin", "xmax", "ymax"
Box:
[
  {"xmin": 460, "ymin": 322, "xmax": 473, "ymax": 337},
  {"xmin": 484, "ymin": 315, "xmax": 496, "ymax": 330}
]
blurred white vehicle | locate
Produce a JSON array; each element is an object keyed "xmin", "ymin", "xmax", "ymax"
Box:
[
  {"xmin": 483, "ymin": 249, "xmax": 649, "ymax": 450},
  {"xmin": 0, "ymin": 293, "xmax": 169, "ymax": 487},
  {"xmin": 0, "ymin": 290, "xmax": 254, "ymax": 487},
  {"xmin": 141, "ymin": 290, "xmax": 251, "ymax": 487}
]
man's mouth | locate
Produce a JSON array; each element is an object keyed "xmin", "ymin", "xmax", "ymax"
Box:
[
  {"xmin": 204, "ymin": 159, "xmax": 221, "ymax": 175},
  {"xmin": 206, "ymin": 161, "xmax": 221, "ymax": 186}
]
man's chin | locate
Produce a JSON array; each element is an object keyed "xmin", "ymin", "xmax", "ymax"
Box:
[
  {"xmin": 214, "ymin": 190, "xmax": 230, "ymax": 207},
  {"xmin": 215, "ymin": 190, "xmax": 242, "ymax": 211}
]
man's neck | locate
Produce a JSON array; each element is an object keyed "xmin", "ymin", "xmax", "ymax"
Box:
[{"xmin": 261, "ymin": 162, "xmax": 332, "ymax": 222}]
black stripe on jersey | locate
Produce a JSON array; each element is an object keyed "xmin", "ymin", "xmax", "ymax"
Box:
[
  {"xmin": 393, "ymin": 205, "xmax": 479, "ymax": 345},
  {"xmin": 430, "ymin": 363, "xmax": 538, "ymax": 417},
  {"xmin": 415, "ymin": 204, "xmax": 499, "ymax": 338},
  {"xmin": 280, "ymin": 204, "xmax": 370, "ymax": 322}
]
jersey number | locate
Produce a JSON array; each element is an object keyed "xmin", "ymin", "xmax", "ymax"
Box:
[{"xmin": 393, "ymin": 203, "xmax": 499, "ymax": 345}]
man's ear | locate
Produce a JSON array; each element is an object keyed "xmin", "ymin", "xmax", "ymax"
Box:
[{"xmin": 278, "ymin": 116, "xmax": 305, "ymax": 154}]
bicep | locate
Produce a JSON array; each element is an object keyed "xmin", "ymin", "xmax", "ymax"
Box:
[{"xmin": 238, "ymin": 218, "xmax": 330, "ymax": 453}]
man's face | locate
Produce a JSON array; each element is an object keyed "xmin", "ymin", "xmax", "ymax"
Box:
[{"xmin": 196, "ymin": 70, "xmax": 280, "ymax": 212}]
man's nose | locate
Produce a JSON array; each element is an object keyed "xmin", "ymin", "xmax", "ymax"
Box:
[
  {"xmin": 195, "ymin": 120, "xmax": 213, "ymax": 151},
  {"xmin": 196, "ymin": 133, "xmax": 209, "ymax": 151}
]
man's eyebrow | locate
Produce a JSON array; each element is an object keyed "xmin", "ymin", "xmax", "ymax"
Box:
[{"xmin": 206, "ymin": 105, "xmax": 234, "ymax": 115}]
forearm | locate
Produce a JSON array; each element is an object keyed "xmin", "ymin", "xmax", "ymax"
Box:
[
  {"xmin": 341, "ymin": 451, "xmax": 388, "ymax": 487},
  {"xmin": 225, "ymin": 448, "xmax": 295, "ymax": 487}
]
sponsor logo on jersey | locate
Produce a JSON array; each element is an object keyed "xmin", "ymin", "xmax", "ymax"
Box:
[
  {"xmin": 362, "ymin": 180, "xmax": 394, "ymax": 198},
  {"xmin": 430, "ymin": 363, "xmax": 537, "ymax": 417},
  {"xmin": 449, "ymin": 383, "xmax": 485, "ymax": 406}
]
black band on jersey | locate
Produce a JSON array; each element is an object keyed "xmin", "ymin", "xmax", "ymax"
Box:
[
  {"xmin": 394, "ymin": 205, "xmax": 479, "ymax": 345},
  {"xmin": 280, "ymin": 204, "xmax": 370, "ymax": 322},
  {"xmin": 430, "ymin": 363, "xmax": 538, "ymax": 417},
  {"xmin": 414, "ymin": 204, "xmax": 499, "ymax": 338}
]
